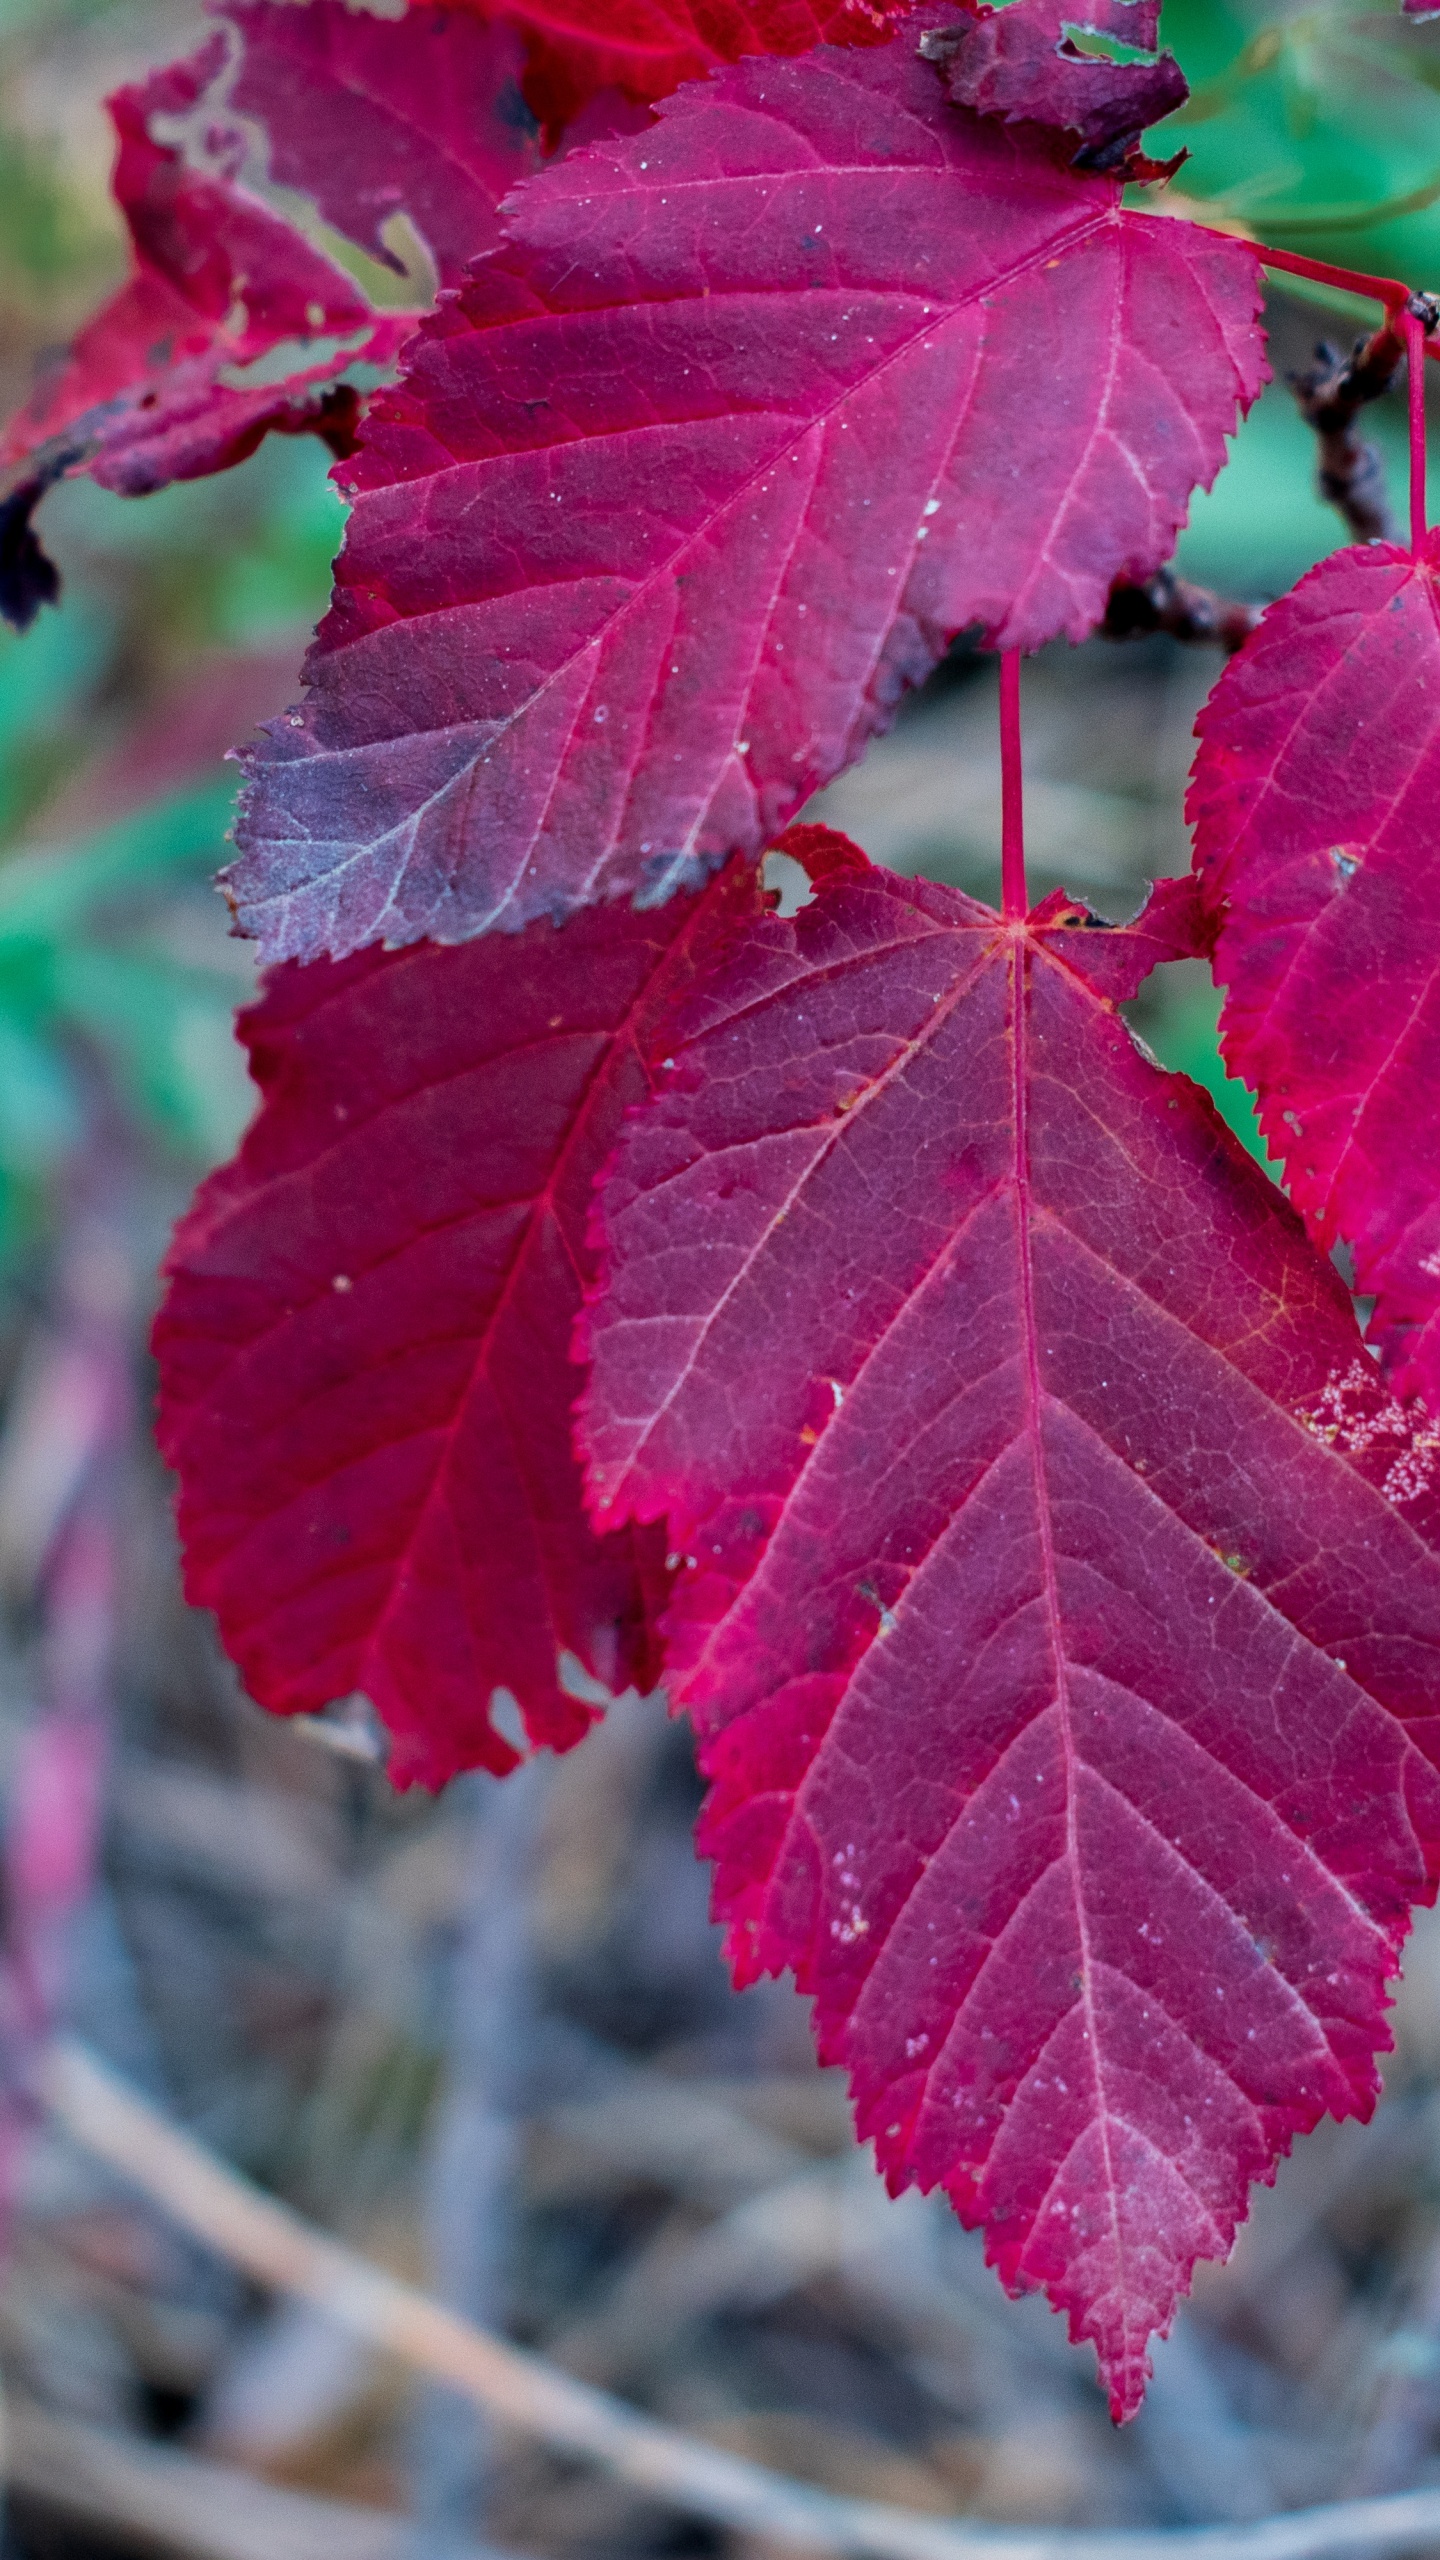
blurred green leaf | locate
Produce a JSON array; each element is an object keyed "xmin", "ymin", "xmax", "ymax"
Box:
[
  {"xmin": 1158, "ymin": 1, "xmax": 1440, "ymax": 286},
  {"xmin": 1177, "ymin": 368, "xmax": 1437, "ymax": 595},
  {"xmin": 0, "ymin": 782, "xmax": 238, "ymax": 944},
  {"xmin": 0, "ymin": 777, "xmax": 253, "ymax": 1263},
  {"xmin": 0, "ymin": 1008, "xmax": 81, "ymax": 1166},
  {"xmin": 51, "ymin": 940, "xmax": 255, "ymax": 1158},
  {"xmin": 0, "ymin": 0, "xmax": 138, "ymax": 48},
  {"xmin": 0, "ymin": 601, "xmax": 113, "ymax": 843}
]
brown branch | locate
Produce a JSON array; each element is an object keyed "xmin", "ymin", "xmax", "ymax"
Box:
[
  {"xmin": 1289, "ymin": 318, "xmax": 1405, "ymax": 543},
  {"xmin": 46, "ymin": 2036, "xmax": 1440, "ymax": 2560},
  {"xmin": 1286, "ymin": 291, "xmax": 1439, "ymax": 545},
  {"xmin": 3, "ymin": 2399, "xmax": 459, "ymax": 2560},
  {"xmin": 1101, "ymin": 569, "xmax": 1261, "ymax": 653},
  {"xmin": 38, "ymin": 2038, "xmax": 969, "ymax": 2560}
]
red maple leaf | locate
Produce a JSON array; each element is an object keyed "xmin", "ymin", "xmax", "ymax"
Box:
[
  {"xmin": 1189, "ymin": 531, "xmax": 1440, "ymax": 1422},
  {"xmin": 153, "ymin": 884, "xmax": 758, "ymax": 1786},
  {"xmin": 924, "ymin": 0, "xmax": 1188, "ymax": 172},
  {"xmin": 470, "ymin": 0, "xmax": 904, "ymax": 130},
  {"xmin": 579, "ymin": 826, "xmax": 1440, "ymax": 2418},
  {"xmin": 225, "ymin": 24, "xmax": 1263, "ymax": 964}
]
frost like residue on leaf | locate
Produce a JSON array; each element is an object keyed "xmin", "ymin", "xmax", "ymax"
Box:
[
  {"xmin": 581, "ymin": 828, "xmax": 1440, "ymax": 2420},
  {"xmin": 1297, "ymin": 1361, "xmax": 1440, "ymax": 1509}
]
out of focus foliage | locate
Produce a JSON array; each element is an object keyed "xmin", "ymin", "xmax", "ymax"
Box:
[
  {"xmin": 1164, "ymin": 0, "xmax": 1440, "ymax": 281},
  {"xmin": 0, "ymin": 0, "xmax": 345, "ymax": 1288},
  {"xmin": 0, "ymin": 446, "xmax": 343, "ymax": 1277},
  {"xmin": 1162, "ymin": 1, "xmax": 1440, "ymax": 602}
]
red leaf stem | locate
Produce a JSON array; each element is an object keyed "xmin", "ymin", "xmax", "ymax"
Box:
[
  {"xmin": 999, "ymin": 651, "xmax": 1027, "ymax": 921},
  {"xmin": 1254, "ymin": 243, "xmax": 1411, "ymax": 311},
  {"xmin": 1405, "ymin": 304, "xmax": 1430, "ymax": 551}
]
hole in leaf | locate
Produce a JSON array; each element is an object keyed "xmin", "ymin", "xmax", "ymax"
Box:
[
  {"xmin": 489, "ymin": 1687, "xmax": 528, "ymax": 1756},
  {"xmin": 762, "ymin": 849, "xmax": 815, "ymax": 916}
]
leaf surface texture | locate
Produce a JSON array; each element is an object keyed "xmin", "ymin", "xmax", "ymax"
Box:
[
  {"xmin": 151, "ymin": 889, "xmax": 774, "ymax": 1782},
  {"xmin": 227, "ymin": 26, "xmax": 1264, "ymax": 961},
  {"xmin": 581, "ymin": 830, "xmax": 1440, "ymax": 2416},
  {"xmin": 1189, "ymin": 533, "xmax": 1440, "ymax": 1419}
]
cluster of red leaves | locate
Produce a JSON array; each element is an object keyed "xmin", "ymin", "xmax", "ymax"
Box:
[
  {"xmin": 582, "ymin": 833, "xmax": 1440, "ymax": 2417},
  {"xmin": 13, "ymin": 0, "xmax": 1440, "ymax": 2420}
]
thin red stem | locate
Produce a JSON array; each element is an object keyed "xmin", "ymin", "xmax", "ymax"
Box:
[
  {"xmin": 1404, "ymin": 304, "xmax": 1429, "ymax": 552},
  {"xmin": 999, "ymin": 650, "xmax": 1027, "ymax": 920},
  {"xmin": 1251, "ymin": 241, "xmax": 1409, "ymax": 313}
]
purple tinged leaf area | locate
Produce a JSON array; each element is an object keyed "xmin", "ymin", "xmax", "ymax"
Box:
[
  {"xmin": 0, "ymin": 35, "xmax": 387, "ymax": 508},
  {"xmin": 224, "ymin": 18, "xmax": 1264, "ymax": 964},
  {"xmin": 0, "ymin": 2, "xmax": 543, "ymax": 589},
  {"xmin": 936, "ymin": 0, "xmax": 1188, "ymax": 164}
]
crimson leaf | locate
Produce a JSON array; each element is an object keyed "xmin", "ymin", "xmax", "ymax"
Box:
[
  {"xmin": 1188, "ymin": 532, "xmax": 1440, "ymax": 1422},
  {"xmin": 482, "ymin": 0, "xmax": 905, "ymax": 128},
  {"xmin": 580, "ymin": 825, "xmax": 1440, "ymax": 2419},
  {"xmin": 227, "ymin": 23, "xmax": 1264, "ymax": 964},
  {"xmin": 222, "ymin": 1, "xmax": 540, "ymax": 289},
  {"xmin": 153, "ymin": 885, "xmax": 760, "ymax": 1784},
  {"xmin": 923, "ymin": 1, "xmax": 1187, "ymax": 171}
]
